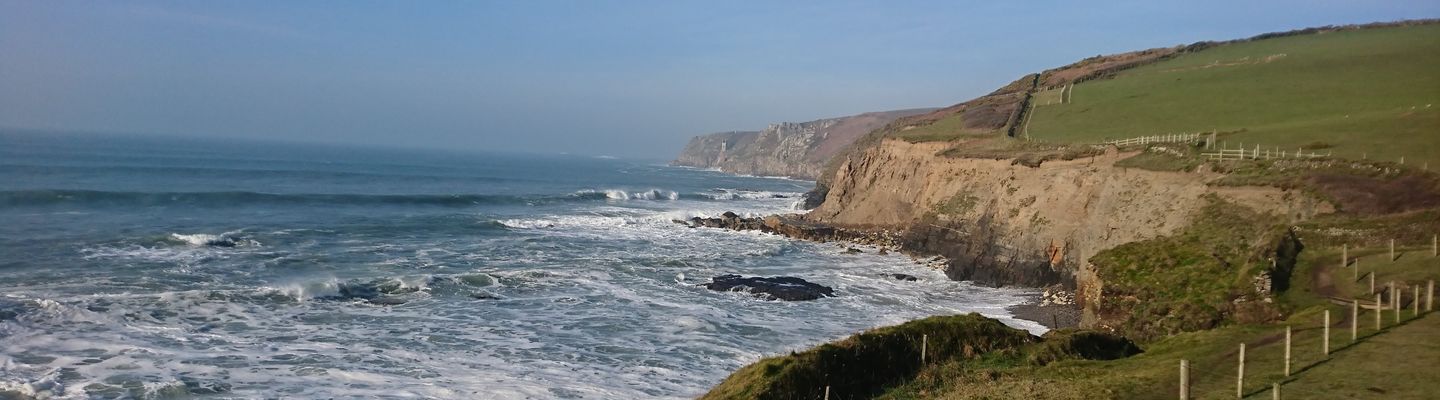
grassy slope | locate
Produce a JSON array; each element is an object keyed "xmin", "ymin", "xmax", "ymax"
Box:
[
  {"xmin": 1087, "ymin": 197, "xmax": 1288, "ymax": 341},
  {"xmin": 1026, "ymin": 24, "xmax": 1440, "ymax": 166},
  {"xmin": 886, "ymin": 236, "xmax": 1440, "ymax": 399}
]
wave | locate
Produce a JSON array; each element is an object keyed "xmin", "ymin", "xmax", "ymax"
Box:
[
  {"xmin": 2, "ymin": 188, "xmax": 802, "ymax": 208},
  {"xmin": 168, "ymin": 232, "xmax": 260, "ymax": 248},
  {"xmin": 703, "ymin": 188, "xmax": 804, "ymax": 201}
]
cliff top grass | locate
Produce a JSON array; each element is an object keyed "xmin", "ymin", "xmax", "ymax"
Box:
[
  {"xmin": 1024, "ymin": 23, "xmax": 1440, "ymax": 167},
  {"xmin": 936, "ymin": 138, "xmax": 1103, "ymax": 166},
  {"xmin": 702, "ymin": 314, "xmax": 1147, "ymax": 400},
  {"xmin": 893, "ymin": 114, "xmax": 980, "ymax": 143}
]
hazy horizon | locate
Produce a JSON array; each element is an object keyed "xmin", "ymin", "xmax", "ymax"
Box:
[{"xmin": 3, "ymin": 1, "xmax": 1437, "ymax": 158}]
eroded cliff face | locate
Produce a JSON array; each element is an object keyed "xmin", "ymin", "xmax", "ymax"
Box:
[
  {"xmin": 671, "ymin": 109, "xmax": 932, "ymax": 180},
  {"xmin": 805, "ymin": 139, "xmax": 1331, "ymax": 311}
]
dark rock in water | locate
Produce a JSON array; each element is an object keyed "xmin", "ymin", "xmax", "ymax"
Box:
[
  {"xmin": 703, "ymin": 274, "xmax": 834, "ymax": 301},
  {"xmin": 844, "ymin": 247, "xmax": 863, "ymax": 254},
  {"xmin": 877, "ymin": 248, "xmax": 889, "ymax": 255},
  {"xmin": 367, "ymin": 297, "xmax": 407, "ymax": 306},
  {"xmin": 721, "ymin": 211, "xmax": 740, "ymax": 219},
  {"xmin": 205, "ymin": 238, "xmax": 238, "ymax": 247},
  {"xmin": 330, "ymin": 279, "xmax": 419, "ymax": 302},
  {"xmin": 470, "ymin": 293, "xmax": 501, "ymax": 300},
  {"xmin": 889, "ymin": 273, "xmax": 919, "ymax": 281}
]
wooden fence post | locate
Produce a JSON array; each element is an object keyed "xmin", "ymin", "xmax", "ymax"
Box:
[
  {"xmin": 1394, "ymin": 283, "xmax": 1401, "ymax": 324},
  {"xmin": 1237, "ymin": 343, "xmax": 1246, "ymax": 399},
  {"xmin": 1432, "ymin": 234, "xmax": 1437, "ymax": 257},
  {"xmin": 1283, "ymin": 326, "xmax": 1291, "ymax": 377},
  {"xmin": 1351, "ymin": 300, "xmax": 1358, "ymax": 341},
  {"xmin": 1323, "ymin": 310, "xmax": 1330, "ymax": 356},
  {"xmin": 824, "ymin": 385, "xmax": 830, "ymax": 400},
  {"xmin": 1428, "ymin": 280, "xmax": 1435, "ymax": 312},
  {"xmin": 921, "ymin": 334, "xmax": 927, "ymax": 364},
  {"xmin": 1180, "ymin": 359, "xmax": 1190, "ymax": 400},
  {"xmin": 1369, "ymin": 273, "xmax": 1375, "ymax": 294},
  {"xmin": 1376, "ymin": 293, "xmax": 1383, "ymax": 330},
  {"xmin": 1390, "ymin": 239, "xmax": 1395, "ymax": 261},
  {"xmin": 1415, "ymin": 286, "xmax": 1421, "ymax": 317},
  {"xmin": 1272, "ymin": 383, "xmax": 1281, "ymax": 400}
]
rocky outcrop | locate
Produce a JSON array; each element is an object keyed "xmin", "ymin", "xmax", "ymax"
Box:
[
  {"xmin": 807, "ymin": 139, "xmax": 1331, "ymax": 296},
  {"xmin": 671, "ymin": 109, "xmax": 933, "ymax": 180},
  {"xmin": 703, "ymin": 274, "xmax": 835, "ymax": 301},
  {"xmin": 676, "ymin": 213, "xmax": 902, "ymax": 248}
]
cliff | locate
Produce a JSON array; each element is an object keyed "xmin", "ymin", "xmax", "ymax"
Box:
[
  {"xmin": 800, "ymin": 22, "xmax": 1439, "ymax": 335},
  {"xmin": 671, "ymin": 109, "xmax": 932, "ymax": 180}
]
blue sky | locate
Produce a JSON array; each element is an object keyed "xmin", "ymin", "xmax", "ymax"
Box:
[{"xmin": 2, "ymin": 1, "xmax": 1436, "ymax": 158}]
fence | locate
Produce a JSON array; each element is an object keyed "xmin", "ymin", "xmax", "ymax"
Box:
[
  {"xmin": 1202, "ymin": 144, "xmax": 1332, "ymax": 162},
  {"xmin": 1177, "ymin": 237, "xmax": 1437, "ymax": 399},
  {"xmin": 1106, "ymin": 132, "xmax": 1205, "ymax": 147}
]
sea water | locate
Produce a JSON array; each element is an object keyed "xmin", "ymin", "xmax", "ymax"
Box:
[{"xmin": 0, "ymin": 131, "xmax": 1043, "ymax": 399}]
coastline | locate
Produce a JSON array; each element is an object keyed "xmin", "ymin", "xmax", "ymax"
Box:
[
  {"xmin": 1006, "ymin": 292, "xmax": 1082, "ymax": 331},
  {"xmin": 680, "ymin": 211, "xmax": 1081, "ymax": 332}
]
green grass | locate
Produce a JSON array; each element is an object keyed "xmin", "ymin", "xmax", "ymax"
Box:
[
  {"xmin": 894, "ymin": 113, "xmax": 978, "ymax": 143},
  {"xmin": 1278, "ymin": 314, "xmax": 1440, "ymax": 399},
  {"xmin": 1030, "ymin": 87, "xmax": 1065, "ymax": 107},
  {"xmin": 1088, "ymin": 196, "xmax": 1293, "ymax": 340},
  {"xmin": 882, "ymin": 244, "xmax": 1440, "ymax": 399},
  {"xmin": 1025, "ymin": 24, "xmax": 1440, "ymax": 167},
  {"xmin": 701, "ymin": 313, "xmax": 1041, "ymax": 400}
]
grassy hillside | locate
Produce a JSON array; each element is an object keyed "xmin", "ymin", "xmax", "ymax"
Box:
[
  {"xmin": 715, "ymin": 22, "xmax": 1440, "ymax": 399},
  {"xmin": 1024, "ymin": 23, "xmax": 1440, "ymax": 166},
  {"xmin": 706, "ymin": 210, "xmax": 1440, "ymax": 399}
]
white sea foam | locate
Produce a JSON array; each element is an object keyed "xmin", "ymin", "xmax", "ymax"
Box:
[
  {"xmin": 704, "ymin": 188, "xmax": 804, "ymax": 201},
  {"xmin": 5, "ymin": 176, "xmax": 1043, "ymax": 399},
  {"xmin": 574, "ymin": 188, "xmax": 681, "ymax": 201}
]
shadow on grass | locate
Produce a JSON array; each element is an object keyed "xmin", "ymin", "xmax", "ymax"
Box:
[{"xmin": 1239, "ymin": 312, "xmax": 1432, "ymax": 399}]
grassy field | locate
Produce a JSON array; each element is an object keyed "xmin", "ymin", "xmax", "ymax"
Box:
[{"xmin": 1025, "ymin": 24, "xmax": 1440, "ymax": 167}]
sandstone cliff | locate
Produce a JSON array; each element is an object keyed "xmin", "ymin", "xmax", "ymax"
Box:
[
  {"xmin": 805, "ymin": 138, "xmax": 1338, "ymax": 334},
  {"xmin": 671, "ymin": 109, "xmax": 932, "ymax": 180},
  {"xmin": 813, "ymin": 139, "xmax": 1327, "ymax": 278}
]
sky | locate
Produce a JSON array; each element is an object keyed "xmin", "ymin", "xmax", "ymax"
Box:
[{"xmin": 2, "ymin": 1, "xmax": 1437, "ymax": 158}]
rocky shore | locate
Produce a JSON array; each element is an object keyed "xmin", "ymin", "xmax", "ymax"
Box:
[
  {"xmin": 1007, "ymin": 289, "xmax": 1082, "ymax": 330},
  {"xmin": 676, "ymin": 212, "xmax": 1081, "ymax": 329},
  {"xmin": 675, "ymin": 212, "xmax": 903, "ymax": 247}
]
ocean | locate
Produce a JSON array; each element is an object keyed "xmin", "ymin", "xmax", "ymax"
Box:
[{"xmin": 0, "ymin": 132, "xmax": 1042, "ymax": 399}]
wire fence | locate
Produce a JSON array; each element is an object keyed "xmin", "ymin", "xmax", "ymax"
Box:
[{"xmin": 1177, "ymin": 239, "xmax": 1437, "ymax": 399}]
